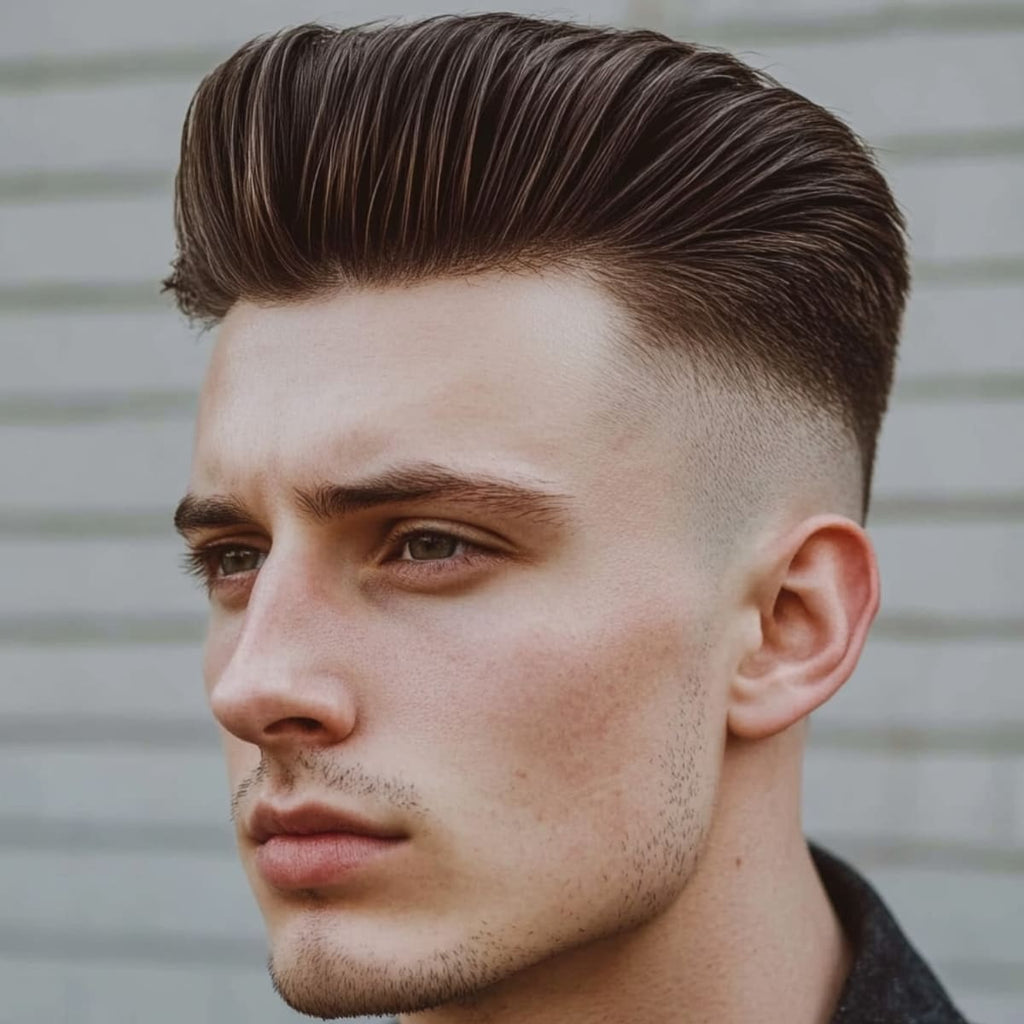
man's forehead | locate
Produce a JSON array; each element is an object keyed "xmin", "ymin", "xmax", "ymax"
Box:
[
  {"xmin": 187, "ymin": 272, "xmax": 650, "ymax": 503},
  {"xmin": 197, "ymin": 272, "xmax": 633, "ymax": 434},
  {"xmin": 208, "ymin": 268, "xmax": 622, "ymax": 369}
]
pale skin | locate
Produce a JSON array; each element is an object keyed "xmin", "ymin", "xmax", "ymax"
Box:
[{"xmin": 178, "ymin": 267, "xmax": 878, "ymax": 1023}]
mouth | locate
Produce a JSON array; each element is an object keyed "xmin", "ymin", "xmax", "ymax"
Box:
[{"xmin": 248, "ymin": 802, "xmax": 408, "ymax": 889}]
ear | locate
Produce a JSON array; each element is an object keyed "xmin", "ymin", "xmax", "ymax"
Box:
[{"xmin": 728, "ymin": 515, "xmax": 879, "ymax": 741}]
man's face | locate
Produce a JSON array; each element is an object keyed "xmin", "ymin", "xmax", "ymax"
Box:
[{"xmin": 184, "ymin": 269, "xmax": 732, "ymax": 1018}]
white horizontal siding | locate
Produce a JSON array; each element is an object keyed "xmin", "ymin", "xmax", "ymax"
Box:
[
  {"xmin": 0, "ymin": 80, "xmax": 197, "ymax": 172},
  {"xmin": 826, "ymin": 639, "xmax": 1024, "ymax": 727},
  {"xmin": 954, "ymin": 991, "xmax": 1024, "ymax": 1024},
  {"xmin": 872, "ymin": 402, "xmax": 1024, "ymax": 498},
  {"xmin": 0, "ymin": 847, "xmax": 259, "ymax": 937},
  {"xmin": 1, "ymin": 748, "xmax": 226, "ymax": 824},
  {"xmin": 0, "ymin": 420, "xmax": 196, "ymax": 511},
  {"xmin": 681, "ymin": 0, "xmax": 875, "ymax": 19},
  {"xmin": 804, "ymin": 747, "xmax": 1016, "ymax": 848},
  {"xmin": 0, "ymin": 0, "xmax": 627, "ymax": 58},
  {"xmin": 0, "ymin": 645, "xmax": 205, "ymax": 715},
  {"xmin": 0, "ymin": 311, "xmax": 210, "ymax": 393},
  {"xmin": 2, "ymin": 0, "xmax": 1022, "ymax": 1020},
  {"xmin": 885, "ymin": 153, "xmax": 1024, "ymax": 263},
  {"xmin": 694, "ymin": 29, "xmax": 1024, "ymax": 137},
  {"xmin": 1, "ymin": 196, "xmax": 175, "ymax": 285},
  {"xmin": 897, "ymin": 283, "xmax": 1024, "ymax": 376},
  {"xmin": 6, "ymin": 65, "xmax": 1023, "ymax": 181},
  {"xmin": 0, "ymin": 959, "xmax": 325, "ymax": 1024}
]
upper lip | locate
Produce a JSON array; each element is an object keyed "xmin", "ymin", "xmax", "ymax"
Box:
[{"xmin": 247, "ymin": 802, "xmax": 406, "ymax": 844}]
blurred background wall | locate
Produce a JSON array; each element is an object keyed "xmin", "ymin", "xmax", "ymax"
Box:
[{"xmin": 1, "ymin": 1, "xmax": 1022, "ymax": 1021}]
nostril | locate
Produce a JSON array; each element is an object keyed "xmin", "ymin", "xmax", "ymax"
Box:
[{"xmin": 266, "ymin": 716, "xmax": 323, "ymax": 735}]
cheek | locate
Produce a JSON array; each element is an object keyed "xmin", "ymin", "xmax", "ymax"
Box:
[{"xmin": 425, "ymin": 588, "xmax": 712, "ymax": 818}]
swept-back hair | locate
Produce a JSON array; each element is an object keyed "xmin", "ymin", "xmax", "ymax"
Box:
[{"xmin": 161, "ymin": 13, "xmax": 909, "ymax": 514}]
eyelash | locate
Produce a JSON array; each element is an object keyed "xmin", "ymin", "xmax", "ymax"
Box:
[{"xmin": 180, "ymin": 526, "xmax": 494, "ymax": 595}]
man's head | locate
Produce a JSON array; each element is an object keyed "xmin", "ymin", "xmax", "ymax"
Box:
[{"xmin": 165, "ymin": 14, "xmax": 907, "ymax": 1020}]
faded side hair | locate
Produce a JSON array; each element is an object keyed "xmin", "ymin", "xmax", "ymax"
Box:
[{"xmin": 161, "ymin": 13, "xmax": 909, "ymax": 515}]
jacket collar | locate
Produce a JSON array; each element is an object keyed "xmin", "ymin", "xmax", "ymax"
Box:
[{"xmin": 810, "ymin": 841, "xmax": 971, "ymax": 1023}]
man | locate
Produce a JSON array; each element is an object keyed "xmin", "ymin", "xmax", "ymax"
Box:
[{"xmin": 164, "ymin": 13, "xmax": 970, "ymax": 1023}]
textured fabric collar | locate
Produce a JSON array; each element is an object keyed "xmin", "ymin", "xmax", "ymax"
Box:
[{"xmin": 810, "ymin": 841, "xmax": 972, "ymax": 1023}]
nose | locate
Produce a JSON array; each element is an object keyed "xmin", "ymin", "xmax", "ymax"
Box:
[{"xmin": 206, "ymin": 550, "xmax": 360, "ymax": 752}]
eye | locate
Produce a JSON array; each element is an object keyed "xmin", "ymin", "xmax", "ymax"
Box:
[
  {"xmin": 381, "ymin": 525, "xmax": 500, "ymax": 582},
  {"xmin": 397, "ymin": 531, "xmax": 464, "ymax": 561},
  {"xmin": 180, "ymin": 526, "xmax": 501, "ymax": 598},
  {"xmin": 180, "ymin": 543, "xmax": 266, "ymax": 591},
  {"xmin": 214, "ymin": 546, "xmax": 266, "ymax": 575}
]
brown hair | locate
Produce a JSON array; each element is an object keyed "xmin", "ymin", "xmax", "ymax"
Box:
[{"xmin": 161, "ymin": 13, "xmax": 909, "ymax": 516}]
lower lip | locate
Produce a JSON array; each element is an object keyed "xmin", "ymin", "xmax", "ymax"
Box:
[{"xmin": 255, "ymin": 833, "xmax": 405, "ymax": 889}]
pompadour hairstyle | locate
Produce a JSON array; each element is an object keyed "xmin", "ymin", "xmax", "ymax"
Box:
[{"xmin": 161, "ymin": 13, "xmax": 909, "ymax": 515}]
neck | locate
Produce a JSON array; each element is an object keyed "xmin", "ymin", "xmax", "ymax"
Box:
[{"xmin": 401, "ymin": 725, "xmax": 852, "ymax": 1024}]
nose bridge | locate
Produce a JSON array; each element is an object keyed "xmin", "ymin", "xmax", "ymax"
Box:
[
  {"xmin": 233, "ymin": 544, "xmax": 317, "ymax": 665},
  {"xmin": 208, "ymin": 545, "xmax": 360, "ymax": 747}
]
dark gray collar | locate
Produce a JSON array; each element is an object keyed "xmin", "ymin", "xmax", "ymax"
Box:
[{"xmin": 811, "ymin": 841, "xmax": 972, "ymax": 1023}]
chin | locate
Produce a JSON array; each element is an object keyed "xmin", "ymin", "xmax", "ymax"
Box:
[{"xmin": 263, "ymin": 907, "xmax": 515, "ymax": 1020}]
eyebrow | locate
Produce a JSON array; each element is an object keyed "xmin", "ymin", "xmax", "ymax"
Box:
[{"xmin": 173, "ymin": 462, "xmax": 575, "ymax": 539}]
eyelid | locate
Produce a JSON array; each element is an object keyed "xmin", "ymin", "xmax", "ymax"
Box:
[
  {"xmin": 179, "ymin": 541, "xmax": 267, "ymax": 593},
  {"xmin": 379, "ymin": 520, "xmax": 501, "ymax": 558},
  {"xmin": 179, "ymin": 521, "xmax": 505, "ymax": 595}
]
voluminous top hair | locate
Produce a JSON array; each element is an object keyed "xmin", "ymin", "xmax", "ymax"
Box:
[{"xmin": 161, "ymin": 13, "xmax": 909, "ymax": 514}]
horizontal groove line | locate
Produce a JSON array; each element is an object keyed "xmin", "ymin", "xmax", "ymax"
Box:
[
  {"xmin": 0, "ymin": 282, "xmax": 172, "ymax": 312},
  {"xmin": 937, "ymin": 958, "xmax": 1024, "ymax": 994},
  {"xmin": 875, "ymin": 126, "xmax": 1024, "ymax": 163},
  {"xmin": 0, "ymin": 925, "xmax": 263, "ymax": 969},
  {"xmin": 810, "ymin": 832, "xmax": 1024, "ymax": 877},
  {"xmin": 914, "ymin": 255, "xmax": 1024, "ymax": 285},
  {"xmin": 0, "ymin": 815, "xmax": 232, "ymax": 854},
  {"xmin": 0, "ymin": 48, "xmax": 229, "ymax": 91},
  {"xmin": 3, "ymin": 124, "xmax": 1024, "ymax": 203},
  {"xmin": 0, "ymin": 388, "xmax": 196, "ymax": 425},
  {"xmin": 870, "ymin": 614, "xmax": 1024, "ymax": 642},
  {"xmin": 0, "ymin": 614, "xmax": 205, "ymax": 646},
  {"xmin": 807, "ymin": 722, "xmax": 1024, "ymax": 757},
  {"xmin": 892, "ymin": 372, "xmax": 1024, "ymax": 401},
  {"xmin": 0, "ymin": 168, "xmax": 173, "ymax": 203},
  {"xmin": 1, "ymin": 259, "xmax": 1020, "ymax": 316},
  {"xmin": 687, "ymin": 2, "xmax": 1024, "ymax": 45},
  {"xmin": 0, "ymin": 715, "xmax": 217, "ymax": 748},
  {"xmin": 0, "ymin": 510, "xmax": 176, "ymax": 538},
  {"xmin": 3, "ymin": 5, "xmax": 1024, "ymax": 92},
  {"xmin": 869, "ymin": 494, "xmax": 1024, "ymax": 524}
]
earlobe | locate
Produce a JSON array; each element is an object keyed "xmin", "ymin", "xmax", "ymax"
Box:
[{"xmin": 728, "ymin": 515, "xmax": 879, "ymax": 741}]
